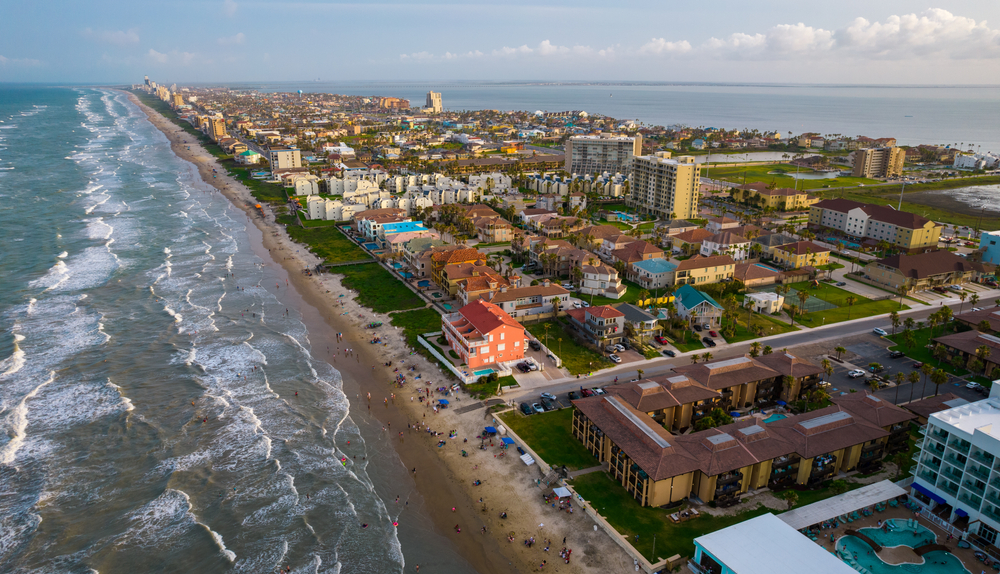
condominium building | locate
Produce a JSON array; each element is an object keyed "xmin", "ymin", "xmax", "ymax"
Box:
[
  {"xmin": 207, "ymin": 118, "xmax": 227, "ymax": 142},
  {"xmin": 910, "ymin": 398, "xmax": 1000, "ymax": 546},
  {"xmin": 441, "ymin": 300, "xmax": 525, "ymax": 370},
  {"xmin": 627, "ymin": 151, "xmax": 700, "ymax": 220},
  {"xmin": 564, "ymin": 134, "xmax": 642, "ymax": 177},
  {"xmin": 268, "ymin": 148, "xmax": 301, "ymax": 170},
  {"xmin": 852, "ymin": 146, "xmax": 905, "ymax": 179},
  {"xmin": 572, "ymin": 389, "xmax": 913, "ymax": 507},
  {"xmin": 808, "ymin": 198, "xmax": 941, "ymax": 253},
  {"xmin": 425, "ymin": 91, "xmax": 443, "ymax": 113}
]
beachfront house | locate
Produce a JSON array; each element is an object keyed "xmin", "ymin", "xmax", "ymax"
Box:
[
  {"xmin": 441, "ymin": 300, "xmax": 525, "ymax": 371},
  {"xmin": 673, "ymin": 284, "xmax": 724, "ymax": 328}
]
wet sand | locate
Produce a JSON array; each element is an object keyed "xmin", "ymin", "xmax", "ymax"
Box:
[
  {"xmin": 127, "ymin": 93, "xmax": 633, "ymax": 573},
  {"xmin": 903, "ymin": 188, "xmax": 1000, "ymax": 218}
]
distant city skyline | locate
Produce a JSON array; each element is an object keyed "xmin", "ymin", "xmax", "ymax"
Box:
[{"xmin": 2, "ymin": 1, "xmax": 1000, "ymax": 84}]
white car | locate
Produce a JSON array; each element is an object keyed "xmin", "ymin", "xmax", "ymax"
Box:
[
  {"xmin": 573, "ymin": 301, "xmax": 582, "ymax": 308},
  {"xmin": 967, "ymin": 382, "xmax": 983, "ymax": 390},
  {"xmin": 540, "ymin": 392, "xmax": 557, "ymax": 401},
  {"xmin": 848, "ymin": 369, "xmax": 866, "ymax": 378},
  {"xmin": 873, "ymin": 328, "xmax": 888, "ymax": 336},
  {"xmin": 614, "ymin": 344, "xmax": 625, "ymax": 352},
  {"xmin": 609, "ymin": 354, "xmax": 622, "ymax": 363},
  {"xmin": 949, "ymin": 285, "xmax": 963, "ymax": 292}
]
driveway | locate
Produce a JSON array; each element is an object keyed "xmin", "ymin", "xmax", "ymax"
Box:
[{"xmin": 828, "ymin": 268, "xmax": 893, "ymax": 300}]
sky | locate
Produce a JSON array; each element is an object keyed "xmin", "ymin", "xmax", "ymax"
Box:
[{"xmin": 2, "ymin": 1, "xmax": 1000, "ymax": 85}]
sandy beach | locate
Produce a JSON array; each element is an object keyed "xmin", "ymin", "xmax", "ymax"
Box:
[{"xmin": 127, "ymin": 92, "xmax": 634, "ymax": 573}]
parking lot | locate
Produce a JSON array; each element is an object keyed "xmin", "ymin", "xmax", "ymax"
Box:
[{"xmin": 516, "ymin": 383, "xmax": 617, "ymax": 416}]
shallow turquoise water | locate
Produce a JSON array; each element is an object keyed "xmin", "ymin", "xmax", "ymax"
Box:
[
  {"xmin": 838, "ymin": 533, "xmax": 970, "ymax": 574},
  {"xmin": 763, "ymin": 413, "xmax": 787, "ymax": 423},
  {"xmin": 860, "ymin": 519, "xmax": 935, "ymax": 548}
]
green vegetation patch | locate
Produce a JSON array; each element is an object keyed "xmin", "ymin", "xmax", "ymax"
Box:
[
  {"xmin": 570, "ymin": 472, "xmax": 769, "ymax": 562},
  {"xmin": 886, "ymin": 324, "xmax": 969, "ymax": 376},
  {"xmin": 524, "ymin": 320, "xmax": 606, "ymax": 375},
  {"xmin": 284, "ymin": 225, "xmax": 370, "ymax": 264},
  {"xmin": 498, "ymin": 408, "xmax": 597, "ymax": 470},
  {"xmin": 337, "ymin": 263, "xmax": 424, "ymax": 313}
]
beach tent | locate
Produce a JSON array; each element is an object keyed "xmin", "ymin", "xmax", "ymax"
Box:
[
  {"xmin": 484, "ymin": 426, "xmax": 497, "ymax": 435},
  {"xmin": 501, "ymin": 437, "xmax": 515, "ymax": 448},
  {"xmin": 438, "ymin": 399, "xmax": 449, "ymax": 406},
  {"xmin": 553, "ymin": 487, "xmax": 572, "ymax": 499}
]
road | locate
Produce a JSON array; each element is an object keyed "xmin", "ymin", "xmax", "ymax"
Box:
[{"xmin": 505, "ymin": 291, "xmax": 1000, "ymax": 405}]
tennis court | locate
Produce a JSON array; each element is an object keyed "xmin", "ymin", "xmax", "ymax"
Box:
[{"xmin": 758, "ymin": 286, "xmax": 837, "ymax": 312}]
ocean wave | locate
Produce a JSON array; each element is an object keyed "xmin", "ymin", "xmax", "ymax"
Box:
[
  {"xmin": 0, "ymin": 370, "xmax": 56, "ymax": 466},
  {"xmin": 0, "ymin": 333, "xmax": 26, "ymax": 378},
  {"xmin": 29, "ymin": 259, "xmax": 69, "ymax": 291}
]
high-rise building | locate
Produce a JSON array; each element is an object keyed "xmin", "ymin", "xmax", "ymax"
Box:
[
  {"xmin": 171, "ymin": 93, "xmax": 184, "ymax": 108},
  {"xmin": 268, "ymin": 149, "xmax": 301, "ymax": 170},
  {"xmin": 207, "ymin": 118, "xmax": 227, "ymax": 142},
  {"xmin": 144, "ymin": 75, "xmax": 149, "ymax": 86},
  {"xmin": 627, "ymin": 152, "xmax": 700, "ymax": 220},
  {"xmin": 852, "ymin": 146, "xmax": 905, "ymax": 178},
  {"xmin": 564, "ymin": 134, "xmax": 642, "ymax": 177},
  {"xmin": 425, "ymin": 91, "xmax": 443, "ymax": 114}
]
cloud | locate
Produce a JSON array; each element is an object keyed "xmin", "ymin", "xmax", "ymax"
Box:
[
  {"xmin": 638, "ymin": 38, "xmax": 692, "ymax": 55},
  {"xmin": 146, "ymin": 49, "xmax": 198, "ymax": 65},
  {"xmin": 218, "ymin": 32, "xmax": 245, "ymax": 46},
  {"xmin": 836, "ymin": 8, "xmax": 1000, "ymax": 59},
  {"xmin": 82, "ymin": 28, "xmax": 140, "ymax": 46},
  {"xmin": 0, "ymin": 55, "xmax": 42, "ymax": 67},
  {"xmin": 492, "ymin": 45, "xmax": 534, "ymax": 57},
  {"xmin": 147, "ymin": 49, "xmax": 168, "ymax": 64},
  {"xmin": 399, "ymin": 51, "xmax": 433, "ymax": 61},
  {"xmin": 223, "ymin": 0, "xmax": 237, "ymax": 17}
]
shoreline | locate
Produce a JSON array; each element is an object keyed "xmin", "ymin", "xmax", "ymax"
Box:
[{"xmin": 125, "ymin": 92, "xmax": 634, "ymax": 573}]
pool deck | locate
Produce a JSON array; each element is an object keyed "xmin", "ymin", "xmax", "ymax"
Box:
[{"xmin": 812, "ymin": 504, "xmax": 976, "ymax": 572}]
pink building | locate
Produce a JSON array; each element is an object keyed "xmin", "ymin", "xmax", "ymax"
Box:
[{"xmin": 442, "ymin": 300, "xmax": 526, "ymax": 370}]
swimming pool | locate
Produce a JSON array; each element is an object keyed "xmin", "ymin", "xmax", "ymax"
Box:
[
  {"xmin": 826, "ymin": 237, "xmax": 861, "ymax": 250},
  {"xmin": 763, "ymin": 414, "xmax": 787, "ymax": 423},
  {"xmin": 417, "ymin": 280, "xmax": 431, "ymax": 288},
  {"xmin": 392, "ymin": 262, "xmax": 403, "ymax": 269},
  {"xmin": 442, "ymin": 303, "xmax": 452, "ymax": 310},
  {"xmin": 474, "ymin": 368, "xmax": 495, "ymax": 377},
  {"xmin": 836, "ymin": 519, "xmax": 970, "ymax": 574},
  {"xmin": 754, "ymin": 263, "xmax": 780, "ymax": 272},
  {"xmin": 363, "ymin": 242, "xmax": 379, "ymax": 250}
]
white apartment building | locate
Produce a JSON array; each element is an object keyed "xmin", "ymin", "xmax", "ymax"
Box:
[
  {"xmin": 626, "ymin": 152, "xmax": 700, "ymax": 220},
  {"xmin": 268, "ymin": 148, "xmax": 301, "ymax": 170},
  {"xmin": 700, "ymin": 231, "xmax": 751, "ymax": 261},
  {"xmin": 292, "ymin": 175, "xmax": 320, "ymax": 196},
  {"xmin": 578, "ymin": 263, "xmax": 626, "ymax": 300},
  {"xmin": 565, "ymin": 134, "xmax": 642, "ymax": 177},
  {"xmin": 911, "ymin": 397, "xmax": 1000, "ymax": 546},
  {"xmin": 954, "ymin": 152, "xmax": 1000, "ymax": 171},
  {"xmin": 306, "ymin": 196, "xmax": 368, "ymax": 222},
  {"xmin": 425, "ymin": 91, "xmax": 443, "ymax": 114}
]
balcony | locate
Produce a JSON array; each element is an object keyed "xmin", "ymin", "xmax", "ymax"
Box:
[
  {"xmin": 862, "ymin": 442, "xmax": 882, "ymax": 453},
  {"xmin": 968, "ymin": 464, "xmax": 992, "ymax": 482},
  {"xmin": 928, "ymin": 428, "xmax": 950, "ymax": 443},
  {"xmin": 949, "ymin": 440, "xmax": 972, "ymax": 455},
  {"xmin": 986, "ymin": 490, "xmax": 1000, "ymax": 507},
  {"xmin": 773, "ymin": 456, "xmax": 799, "ymax": 469},
  {"xmin": 717, "ymin": 472, "xmax": 743, "ymax": 485},
  {"xmin": 715, "ymin": 481, "xmax": 742, "ymax": 496},
  {"xmin": 939, "ymin": 480, "xmax": 959, "ymax": 496},
  {"xmin": 984, "ymin": 505, "xmax": 1000, "ymax": 524},
  {"xmin": 945, "ymin": 453, "xmax": 969, "ymax": 469},
  {"xmin": 921, "ymin": 457, "xmax": 942, "ymax": 471},
  {"xmin": 941, "ymin": 467, "xmax": 964, "ymax": 483},
  {"xmin": 972, "ymin": 450, "xmax": 996, "ymax": 467},
  {"xmin": 963, "ymin": 480, "xmax": 986, "ymax": 497},
  {"xmin": 926, "ymin": 443, "xmax": 946, "ymax": 456},
  {"xmin": 959, "ymin": 490, "xmax": 984, "ymax": 508},
  {"xmin": 918, "ymin": 469, "xmax": 939, "ymax": 484}
]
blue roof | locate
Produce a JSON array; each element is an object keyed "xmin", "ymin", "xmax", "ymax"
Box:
[
  {"xmin": 632, "ymin": 259, "xmax": 677, "ymax": 274},
  {"xmin": 382, "ymin": 221, "xmax": 427, "ymax": 235},
  {"xmin": 675, "ymin": 284, "xmax": 722, "ymax": 310}
]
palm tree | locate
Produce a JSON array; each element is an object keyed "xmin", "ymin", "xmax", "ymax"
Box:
[
  {"xmin": 908, "ymin": 370, "xmax": 920, "ymax": 403},
  {"xmin": 638, "ymin": 289, "xmax": 650, "ymax": 306},
  {"xmin": 762, "ymin": 345, "xmax": 773, "ymax": 355},
  {"xmin": 702, "ymin": 352, "xmax": 714, "ymax": 362},
  {"xmin": 920, "ymin": 363, "xmax": 933, "ymax": 397},
  {"xmin": 976, "ymin": 345, "xmax": 992, "ymax": 375},
  {"xmin": 834, "ymin": 346, "xmax": 846, "ymax": 361},
  {"xmin": 931, "ymin": 368, "xmax": 948, "ymax": 396},
  {"xmin": 893, "ymin": 372, "xmax": 905, "ymax": 404},
  {"xmin": 889, "ymin": 311, "xmax": 901, "ymax": 335},
  {"xmin": 788, "ymin": 304, "xmax": 799, "ymax": 327},
  {"xmin": 959, "ymin": 290, "xmax": 968, "ymax": 314},
  {"xmin": 796, "ymin": 290, "xmax": 809, "ymax": 312},
  {"xmin": 822, "ymin": 359, "xmax": 833, "ymax": 382},
  {"xmin": 868, "ymin": 379, "xmax": 880, "ymax": 393},
  {"xmin": 690, "ymin": 354, "xmax": 700, "ymax": 364},
  {"xmin": 903, "ymin": 317, "xmax": 915, "ymax": 332},
  {"xmin": 542, "ymin": 323, "xmax": 551, "ymax": 347},
  {"xmin": 636, "ymin": 369, "xmax": 644, "ymax": 380},
  {"xmin": 979, "ymin": 319, "xmax": 993, "ymax": 332},
  {"xmin": 749, "ymin": 341, "xmax": 762, "ymax": 358},
  {"xmin": 895, "ymin": 284, "xmax": 908, "ymax": 309},
  {"xmin": 845, "ymin": 296, "xmax": 857, "ymax": 320},
  {"xmin": 971, "ymin": 292, "xmax": 980, "ymax": 309}
]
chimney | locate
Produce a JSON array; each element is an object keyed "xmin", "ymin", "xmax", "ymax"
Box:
[{"xmin": 543, "ymin": 279, "xmax": 550, "ymax": 287}]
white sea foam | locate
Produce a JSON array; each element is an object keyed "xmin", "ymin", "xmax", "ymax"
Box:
[
  {"xmin": 57, "ymin": 251, "xmax": 68, "ymax": 259},
  {"xmin": 29, "ymin": 260, "xmax": 70, "ymax": 291},
  {"xmin": 163, "ymin": 305, "xmax": 182, "ymax": 324},
  {"xmin": 0, "ymin": 333, "xmax": 26, "ymax": 378},
  {"xmin": 0, "ymin": 370, "xmax": 55, "ymax": 466},
  {"xmin": 105, "ymin": 379, "xmax": 134, "ymax": 412},
  {"xmin": 26, "ymin": 299, "xmax": 36, "ymax": 315}
]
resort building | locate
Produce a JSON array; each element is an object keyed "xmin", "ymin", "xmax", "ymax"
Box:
[
  {"xmin": 956, "ymin": 307, "xmax": 1000, "ymax": 333},
  {"xmin": 852, "ymin": 146, "xmax": 905, "ymax": 179},
  {"xmin": 700, "ymin": 231, "xmax": 751, "ymax": 261},
  {"xmin": 732, "ymin": 182, "xmax": 820, "ymax": 211},
  {"xmin": 425, "ymin": 91, "xmax": 443, "ymax": 114},
  {"xmin": 932, "ymin": 330, "xmax": 1000, "ymax": 376},
  {"xmin": 571, "ymin": 390, "xmax": 914, "ymax": 507},
  {"xmin": 861, "ymin": 250, "xmax": 985, "ymax": 293},
  {"xmin": 268, "ymin": 148, "xmax": 302, "ymax": 170},
  {"xmin": 236, "ymin": 150, "xmax": 262, "ymax": 165},
  {"xmin": 627, "ymin": 152, "xmax": 701, "ymax": 220},
  {"xmin": 629, "ymin": 258, "xmax": 677, "ymax": 290},
  {"xmin": 564, "ymin": 134, "xmax": 642, "ymax": 177},
  {"xmin": 565, "ymin": 305, "xmax": 625, "ymax": 347},
  {"xmin": 808, "ymin": 199, "xmax": 941, "ymax": 253},
  {"xmin": 578, "ymin": 262, "xmax": 626, "ymax": 300},
  {"xmin": 772, "ymin": 241, "xmax": 830, "ymax": 269},
  {"xmin": 441, "ymin": 300, "xmax": 525, "ymax": 370},
  {"xmin": 674, "ymin": 255, "xmax": 736, "ymax": 286},
  {"xmin": 673, "ymin": 284, "xmax": 724, "ymax": 328},
  {"xmin": 910, "ymin": 398, "xmax": 1000, "ymax": 544}
]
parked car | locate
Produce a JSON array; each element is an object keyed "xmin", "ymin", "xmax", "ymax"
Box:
[
  {"xmin": 971, "ymin": 307, "xmax": 983, "ymax": 313},
  {"xmin": 532, "ymin": 403, "xmax": 546, "ymax": 414},
  {"xmin": 967, "ymin": 382, "xmax": 984, "ymax": 390},
  {"xmin": 614, "ymin": 344, "xmax": 625, "ymax": 352},
  {"xmin": 913, "ymin": 361, "xmax": 924, "ymax": 368},
  {"xmin": 654, "ymin": 335, "xmax": 669, "ymax": 345},
  {"xmin": 520, "ymin": 402, "xmax": 533, "ymax": 415},
  {"xmin": 702, "ymin": 324, "xmax": 711, "ymax": 330},
  {"xmin": 836, "ymin": 282, "xmax": 847, "ymax": 287},
  {"xmin": 818, "ymin": 381, "xmax": 831, "ymax": 388},
  {"xmin": 888, "ymin": 350, "xmax": 905, "ymax": 359},
  {"xmin": 567, "ymin": 391, "xmax": 578, "ymax": 400},
  {"xmin": 540, "ymin": 392, "xmax": 557, "ymax": 401},
  {"xmin": 693, "ymin": 324, "xmax": 703, "ymax": 332},
  {"xmin": 580, "ymin": 388, "xmax": 594, "ymax": 397},
  {"xmin": 540, "ymin": 398, "xmax": 555, "ymax": 411},
  {"xmin": 709, "ymin": 330, "xmax": 719, "ymax": 338},
  {"xmin": 609, "ymin": 354, "xmax": 622, "ymax": 363},
  {"xmin": 592, "ymin": 388, "xmax": 606, "ymax": 395},
  {"xmin": 582, "ymin": 301, "xmax": 590, "ymax": 307},
  {"xmin": 702, "ymin": 337, "xmax": 717, "ymax": 347},
  {"xmin": 873, "ymin": 328, "xmax": 888, "ymax": 336},
  {"xmin": 517, "ymin": 362, "xmax": 531, "ymax": 373},
  {"xmin": 573, "ymin": 301, "xmax": 582, "ymax": 308},
  {"xmin": 529, "ymin": 340, "xmax": 542, "ymax": 351},
  {"xmin": 870, "ymin": 364, "xmax": 885, "ymax": 373},
  {"xmin": 949, "ymin": 285, "xmax": 963, "ymax": 292},
  {"xmin": 848, "ymin": 369, "xmax": 866, "ymax": 378},
  {"xmin": 527, "ymin": 362, "xmax": 539, "ymax": 371},
  {"xmin": 932, "ymin": 286, "xmax": 948, "ymax": 293},
  {"xmin": 663, "ymin": 349, "xmax": 676, "ymax": 357}
]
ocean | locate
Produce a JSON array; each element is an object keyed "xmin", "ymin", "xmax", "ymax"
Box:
[
  {"xmin": 229, "ymin": 81, "xmax": 1000, "ymax": 154},
  {"xmin": 0, "ymin": 88, "xmax": 472, "ymax": 573}
]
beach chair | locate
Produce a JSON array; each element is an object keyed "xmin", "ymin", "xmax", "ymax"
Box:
[{"xmin": 888, "ymin": 499, "xmax": 898, "ymax": 507}]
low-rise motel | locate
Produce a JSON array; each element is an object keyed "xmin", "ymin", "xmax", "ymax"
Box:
[{"xmin": 572, "ymin": 356, "xmax": 914, "ymax": 507}]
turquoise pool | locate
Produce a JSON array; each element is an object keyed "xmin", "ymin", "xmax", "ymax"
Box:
[
  {"xmin": 763, "ymin": 414, "xmax": 787, "ymax": 423},
  {"xmin": 836, "ymin": 520, "xmax": 970, "ymax": 574},
  {"xmin": 474, "ymin": 369, "xmax": 495, "ymax": 377},
  {"xmin": 860, "ymin": 519, "xmax": 935, "ymax": 548}
]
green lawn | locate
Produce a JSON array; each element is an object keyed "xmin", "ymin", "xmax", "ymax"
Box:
[
  {"xmin": 524, "ymin": 321, "xmax": 607, "ymax": 375},
  {"xmin": 711, "ymin": 163, "xmax": 880, "ymax": 191},
  {"xmin": 638, "ymin": 222, "xmax": 655, "ymax": 231},
  {"xmin": 781, "ymin": 282, "xmax": 908, "ymax": 328},
  {"xmin": 570, "ymin": 472, "xmax": 770, "ymax": 562},
  {"xmin": 222, "ymin": 161, "xmax": 288, "ymax": 204},
  {"xmin": 672, "ymin": 334, "xmax": 705, "ymax": 353},
  {"xmin": 336, "ymin": 263, "xmax": 424, "ymax": 313},
  {"xmin": 722, "ymin": 312, "xmax": 798, "ymax": 343},
  {"xmin": 498, "ymin": 408, "xmax": 597, "ymax": 470},
  {"xmin": 886, "ymin": 325, "xmax": 969, "ymax": 376},
  {"xmin": 390, "ymin": 308, "xmax": 457, "ymax": 378},
  {"xmin": 297, "ymin": 212, "xmax": 340, "ymax": 227},
  {"xmin": 464, "ymin": 375, "xmax": 517, "ymax": 399},
  {"xmin": 284, "ymin": 225, "xmax": 371, "ymax": 264},
  {"xmin": 584, "ymin": 279, "xmax": 660, "ymax": 307},
  {"xmin": 597, "ymin": 218, "xmax": 632, "ymax": 231}
]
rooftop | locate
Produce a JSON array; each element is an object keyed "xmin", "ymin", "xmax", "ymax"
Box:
[
  {"xmin": 631, "ymin": 258, "xmax": 677, "ymax": 274},
  {"xmin": 931, "ymin": 397, "xmax": 1000, "ymax": 440}
]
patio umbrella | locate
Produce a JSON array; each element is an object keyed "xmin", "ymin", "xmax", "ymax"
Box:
[{"xmin": 438, "ymin": 399, "xmax": 449, "ymax": 405}]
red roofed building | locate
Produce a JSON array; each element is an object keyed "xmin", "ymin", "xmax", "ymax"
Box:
[
  {"xmin": 565, "ymin": 305, "xmax": 626, "ymax": 347},
  {"xmin": 442, "ymin": 300, "xmax": 525, "ymax": 370}
]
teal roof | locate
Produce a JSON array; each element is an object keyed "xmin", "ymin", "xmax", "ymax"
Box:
[
  {"xmin": 675, "ymin": 284, "xmax": 722, "ymax": 311},
  {"xmin": 238, "ymin": 150, "xmax": 260, "ymax": 156},
  {"xmin": 632, "ymin": 259, "xmax": 677, "ymax": 275}
]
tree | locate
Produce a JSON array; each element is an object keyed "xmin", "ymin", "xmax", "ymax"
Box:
[
  {"xmin": 868, "ymin": 378, "xmax": 880, "ymax": 393},
  {"xmin": 822, "ymin": 359, "xmax": 833, "ymax": 382},
  {"xmin": 638, "ymin": 289, "xmax": 650, "ymax": 306},
  {"xmin": 763, "ymin": 345, "xmax": 773, "ymax": 355},
  {"xmin": 781, "ymin": 375, "xmax": 795, "ymax": 402},
  {"xmin": 749, "ymin": 341, "xmax": 762, "ymax": 358},
  {"xmin": 702, "ymin": 352, "xmax": 714, "ymax": 362},
  {"xmin": 690, "ymin": 354, "xmax": 700, "ymax": 364},
  {"xmin": 975, "ymin": 344, "xmax": 992, "ymax": 375},
  {"xmin": 636, "ymin": 369, "xmax": 644, "ymax": 380},
  {"xmin": 933, "ymin": 343, "xmax": 950, "ymax": 366},
  {"xmin": 921, "ymin": 362, "xmax": 934, "ymax": 398},
  {"xmin": 834, "ymin": 346, "xmax": 846, "ymax": 361},
  {"xmin": 893, "ymin": 372, "xmax": 905, "ymax": 404},
  {"xmin": 845, "ymin": 296, "xmax": 857, "ymax": 320},
  {"xmin": 889, "ymin": 311, "xmax": 901, "ymax": 335},
  {"xmin": 542, "ymin": 323, "xmax": 551, "ymax": 347},
  {"xmin": 788, "ymin": 303, "xmax": 800, "ymax": 327},
  {"xmin": 971, "ymin": 292, "xmax": 981, "ymax": 308},
  {"xmin": 908, "ymin": 370, "xmax": 920, "ymax": 403},
  {"xmin": 903, "ymin": 317, "xmax": 915, "ymax": 332},
  {"xmin": 896, "ymin": 284, "xmax": 908, "ymax": 309},
  {"xmin": 959, "ymin": 290, "xmax": 968, "ymax": 314},
  {"xmin": 951, "ymin": 354, "xmax": 965, "ymax": 371},
  {"xmin": 979, "ymin": 319, "xmax": 993, "ymax": 332},
  {"xmin": 903, "ymin": 330, "xmax": 917, "ymax": 352},
  {"xmin": 931, "ymin": 368, "xmax": 948, "ymax": 396}
]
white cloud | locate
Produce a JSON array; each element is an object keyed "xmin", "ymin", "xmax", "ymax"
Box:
[
  {"xmin": 400, "ymin": 51, "xmax": 433, "ymax": 61},
  {"xmin": 492, "ymin": 45, "xmax": 534, "ymax": 57},
  {"xmin": 638, "ymin": 38, "xmax": 693, "ymax": 55},
  {"xmin": 218, "ymin": 32, "xmax": 245, "ymax": 46},
  {"xmin": 836, "ymin": 9, "xmax": 1000, "ymax": 59},
  {"xmin": 537, "ymin": 40, "xmax": 569, "ymax": 56},
  {"xmin": 223, "ymin": 0, "xmax": 237, "ymax": 17},
  {"xmin": 146, "ymin": 49, "xmax": 198, "ymax": 65},
  {"xmin": 0, "ymin": 55, "xmax": 41, "ymax": 66},
  {"xmin": 82, "ymin": 28, "xmax": 140, "ymax": 46},
  {"xmin": 147, "ymin": 49, "xmax": 168, "ymax": 64}
]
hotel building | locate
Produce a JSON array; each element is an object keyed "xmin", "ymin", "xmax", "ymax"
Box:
[{"xmin": 627, "ymin": 152, "xmax": 701, "ymax": 220}]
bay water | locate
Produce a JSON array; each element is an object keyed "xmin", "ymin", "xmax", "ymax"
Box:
[{"xmin": 0, "ymin": 88, "xmax": 471, "ymax": 573}]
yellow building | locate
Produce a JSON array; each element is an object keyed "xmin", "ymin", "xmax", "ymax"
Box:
[
  {"xmin": 207, "ymin": 118, "xmax": 227, "ymax": 142},
  {"xmin": 772, "ymin": 240, "xmax": 830, "ymax": 269},
  {"xmin": 733, "ymin": 183, "xmax": 820, "ymax": 211},
  {"xmin": 852, "ymin": 147, "xmax": 905, "ymax": 179},
  {"xmin": 627, "ymin": 152, "xmax": 701, "ymax": 220},
  {"xmin": 673, "ymin": 254, "xmax": 736, "ymax": 286},
  {"xmin": 809, "ymin": 199, "xmax": 941, "ymax": 254},
  {"xmin": 572, "ymin": 388, "xmax": 914, "ymax": 507}
]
